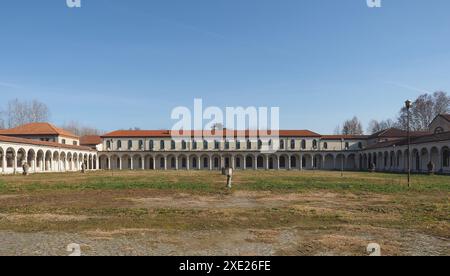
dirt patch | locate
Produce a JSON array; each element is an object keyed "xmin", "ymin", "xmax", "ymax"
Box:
[{"xmin": 0, "ymin": 213, "xmax": 94, "ymax": 222}]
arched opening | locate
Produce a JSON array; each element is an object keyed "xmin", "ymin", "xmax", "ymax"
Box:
[
  {"xmin": 279, "ymin": 156, "xmax": 287, "ymax": 169},
  {"xmin": 324, "ymin": 154, "xmax": 334, "ymax": 170},
  {"xmin": 257, "ymin": 156, "xmax": 264, "ymax": 169},
  {"xmin": 245, "ymin": 156, "xmax": 253, "ymax": 169}
]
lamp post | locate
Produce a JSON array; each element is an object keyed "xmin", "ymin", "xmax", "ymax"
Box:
[
  {"xmin": 340, "ymin": 138, "xmax": 344, "ymax": 177},
  {"xmin": 405, "ymin": 100, "xmax": 412, "ymax": 187}
]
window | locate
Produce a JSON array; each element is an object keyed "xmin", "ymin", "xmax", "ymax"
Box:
[
  {"xmin": 236, "ymin": 140, "xmax": 241, "ymax": 150},
  {"xmin": 73, "ymin": 141, "xmax": 78, "ymax": 146},
  {"xmin": 117, "ymin": 140, "xmax": 122, "ymax": 150},
  {"xmin": 139, "ymin": 140, "xmax": 144, "ymax": 150},
  {"xmin": 106, "ymin": 141, "xmax": 111, "ymax": 150},
  {"xmin": 301, "ymin": 140, "xmax": 306, "ymax": 149},
  {"xmin": 225, "ymin": 140, "xmax": 230, "ymax": 149},
  {"xmin": 291, "ymin": 139, "xmax": 296, "ymax": 149},
  {"xmin": 214, "ymin": 140, "xmax": 220, "ymax": 150},
  {"xmin": 160, "ymin": 140, "xmax": 165, "ymax": 150},
  {"xmin": 435, "ymin": 127, "xmax": 444, "ymax": 134},
  {"xmin": 345, "ymin": 142, "xmax": 349, "ymax": 149},
  {"xmin": 62, "ymin": 139, "xmax": 66, "ymax": 144},
  {"xmin": 247, "ymin": 140, "xmax": 252, "ymax": 149},
  {"xmin": 149, "ymin": 140, "xmax": 154, "ymax": 150},
  {"xmin": 192, "ymin": 140, "xmax": 197, "ymax": 150},
  {"xmin": 182, "ymin": 140, "xmax": 187, "ymax": 150},
  {"xmin": 323, "ymin": 142, "xmax": 328, "ymax": 150},
  {"xmin": 128, "ymin": 140, "xmax": 133, "ymax": 150},
  {"xmin": 203, "ymin": 140, "xmax": 208, "ymax": 150},
  {"xmin": 358, "ymin": 142, "xmax": 363, "ymax": 149},
  {"xmin": 312, "ymin": 140, "xmax": 317, "ymax": 149},
  {"xmin": 258, "ymin": 140, "xmax": 263, "ymax": 150},
  {"xmin": 280, "ymin": 140, "xmax": 285, "ymax": 150},
  {"xmin": 171, "ymin": 140, "xmax": 176, "ymax": 150}
]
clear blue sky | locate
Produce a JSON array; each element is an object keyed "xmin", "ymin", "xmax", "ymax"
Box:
[{"xmin": 1, "ymin": 0, "xmax": 449, "ymax": 134}]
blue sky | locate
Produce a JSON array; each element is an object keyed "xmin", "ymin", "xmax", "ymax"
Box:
[{"xmin": 1, "ymin": 0, "xmax": 449, "ymax": 133}]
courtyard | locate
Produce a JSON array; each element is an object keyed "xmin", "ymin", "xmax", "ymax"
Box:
[{"xmin": 0, "ymin": 170, "xmax": 448, "ymax": 256}]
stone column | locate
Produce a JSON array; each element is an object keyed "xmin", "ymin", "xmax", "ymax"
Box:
[
  {"xmin": 243, "ymin": 157, "xmax": 247, "ymax": 170},
  {"xmin": 107, "ymin": 157, "xmax": 111, "ymax": 170},
  {"xmin": 1, "ymin": 152, "xmax": 6, "ymax": 174},
  {"xmin": 13, "ymin": 154, "xmax": 17, "ymax": 174},
  {"xmin": 288, "ymin": 155, "xmax": 292, "ymax": 170},
  {"xmin": 142, "ymin": 157, "xmax": 145, "ymax": 170},
  {"xmin": 300, "ymin": 155, "xmax": 303, "ymax": 171},
  {"xmin": 186, "ymin": 157, "xmax": 190, "ymax": 170},
  {"xmin": 119, "ymin": 157, "xmax": 122, "ymax": 170},
  {"xmin": 164, "ymin": 156, "xmax": 168, "ymax": 170},
  {"xmin": 231, "ymin": 155, "xmax": 236, "ymax": 170},
  {"xmin": 130, "ymin": 157, "xmax": 134, "ymax": 170},
  {"xmin": 266, "ymin": 156, "xmax": 269, "ymax": 170},
  {"xmin": 209, "ymin": 157, "xmax": 213, "ymax": 170}
]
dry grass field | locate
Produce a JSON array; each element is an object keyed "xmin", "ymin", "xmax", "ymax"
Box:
[{"xmin": 0, "ymin": 170, "xmax": 448, "ymax": 256}]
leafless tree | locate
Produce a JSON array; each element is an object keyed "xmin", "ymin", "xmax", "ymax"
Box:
[
  {"xmin": 368, "ymin": 119, "xmax": 397, "ymax": 134},
  {"xmin": 340, "ymin": 116, "xmax": 364, "ymax": 135},
  {"xmin": 61, "ymin": 121, "xmax": 103, "ymax": 136},
  {"xmin": 396, "ymin": 91, "xmax": 450, "ymax": 131},
  {"xmin": 4, "ymin": 99, "xmax": 50, "ymax": 128}
]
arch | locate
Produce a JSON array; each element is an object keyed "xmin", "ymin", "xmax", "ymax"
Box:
[
  {"xmin": 290, "ymin": 155, "xmax": 300, "ymax": 169},
  {"xmin": 167, "ymin": 154, "xmax": 177, "ymax": 169},
  {"xmin": 235, "ymin": 155, "xmax": 244, "ymax": 170},
  {"xmin": 144, "ymin": 154, "xmax": 154, "ymax": 170},
  {"xmin": 200, "ymin": 155, "xmax": 210, "ymax": 170},
  {"xmin": 178, "ymin": 154, "xmax": 188, "ymax": 170},
  {"xmin": 155, "ymin": 154, "xmax": 166, "ymax": 170},
  {"xmin": 257, "ymin": 155, "xmax": 265, "ymax": 169},
  {"xmin": 279, "ymin": 155, "xmax": 288, "ymax": 169},
  {"xmin": 245, "ymin": 155, "xmax": 254, "ymax": 169},
  {"xmin": 442, "ymin": 147, "xmax": 450, "ymax": 169},
  {"xmin": 268, "ymin": 154, "xmax": 278, "ymax": 170},
  {"xmin": 99, "ymin": 154, "xmax": 109, "ymax": 170},
  {"xmin": 302, "ymin": 154, "xmax": 313, "ymax": 170},
  {"xmin": 420, "ymin": 148, "xmax": 429, "ymax": 173},
  {"xmin": 36, "ymin": 150, "xmax": 44, "ymax": 172},
  {"xmin": 411, "ymin": 149, "xmax": 420, "ymax": 172},
  {"xmin": 212, "ymin": 154, "xmax": 221, "ymax": 170},
  {"xmin": 27, "ymin": 148, "xmax": 36, "ymax": 171},
  {"xmin": 60, "ymin": 152, "xmax": 67, "ymax": 171},
  {"xmin": 324, "ymin": 154, "xmax": 334, "ymax": 170},
  {"xmin": 16, "ymin": 148, "xmax": 26, "ymax": 169},
  {"xmin": 346, "ymin": 154, "xmax": 356, "ymax": 170},
  {"xmin": 429, "ymin": 147, "xmax": 439, "ymax": 172},
  {"xmin": 6, "ymin": 147, "xmax": 15, "ymax": 172},
  {"xmin": 45, "ymin": 150, "xmax": 52, "ymax": 171},
  {"xmin": 189, "ymin": 154, "xmax": 199, "ymax": 170},
  {"xmin": 121, "ymin": 154, "xmax": 131, "ymax": 170},
  {"xmin": 313, "ymin": 154, "xmax": 323, "ymax": 169},
  {"xmin": 132, "ymin": 154, "xmax": 143, "ymax": 170},
  {"xmin": 335, "ymin": 154, "xmax": 345, "ymax": 171}
]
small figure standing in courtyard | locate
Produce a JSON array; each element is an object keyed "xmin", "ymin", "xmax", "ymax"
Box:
[
  {"xmin": 81, "ymin": 162, "xmax": 86, "ymax": 174},
  {"xmin": 226, "ymin": 167, "xmax": 233, "ymax": 189},
  {"xmin": 22, "ymin": 161, "xmax": 29, "ymax": 176}
]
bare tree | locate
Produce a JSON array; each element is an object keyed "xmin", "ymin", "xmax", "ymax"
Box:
[
  {"xmin": 4, "ymin": 99, "xmax": 50, "ymax": 128},
  {"xmin": 341, "ymin": 116, "xmax": 364, "ymax": 135},
  {"xmin": 396, "ymin": 91, "xmax": 450, "ymax": 131},
  {"xmin": 61, "ymin": 121, "xmax": 103, "ymax": 136},
  {"xmin": 368, "ymin": 119, "xmax": 397, "ymax": 134}
]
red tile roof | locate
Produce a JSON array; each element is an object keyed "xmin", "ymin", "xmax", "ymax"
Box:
[
  {"xmin": 80, "ymin": 135, "xmax": 102, "ymax": 146},
  {"xmin": 0, "ymin": 135, "xmax": 94, "ymax": 151},
  {"xmin": 321, "ymin": 135, "xmax": 368, "ymax": 140},
  {"xmin": 369, "ymin": 128, "xmax": 430, "ymax": 139},
  {"xmin": 101, "ymin": 129, "xmax": 321, "ymax": 138},
  {"xmin": 0, "ymin": 123, "xmax": 78, "ymax": 139}
]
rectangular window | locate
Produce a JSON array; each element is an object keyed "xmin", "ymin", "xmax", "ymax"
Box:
[{"xmin": 62, "ymin": 139, "xmax": 66, "ymax": 144}]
